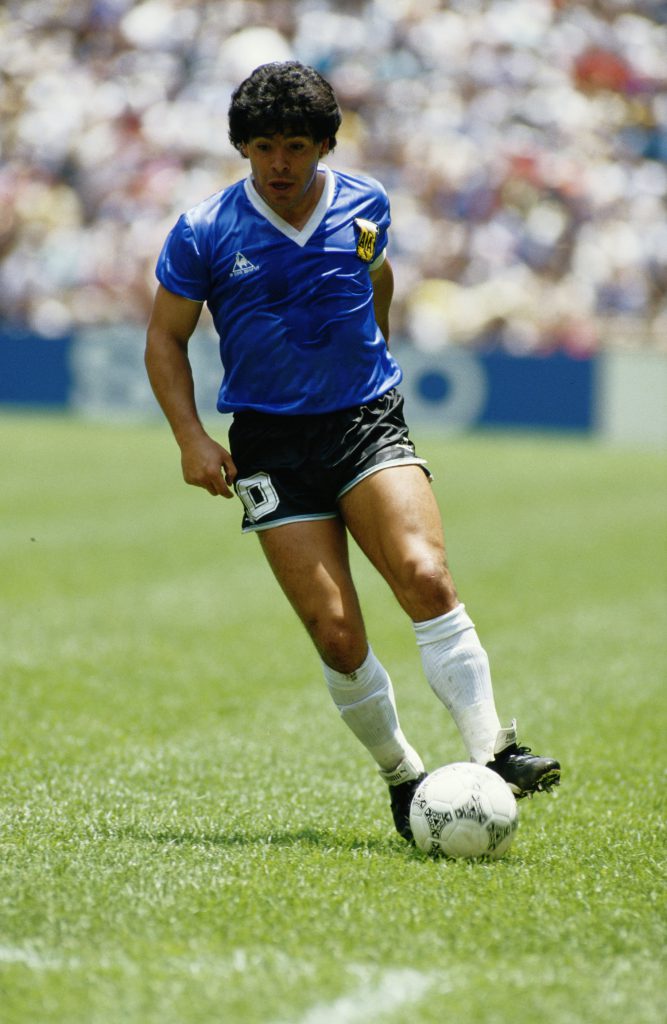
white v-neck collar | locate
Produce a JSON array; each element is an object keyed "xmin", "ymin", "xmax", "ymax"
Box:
[{"xmin": 244, "ymin": 165, "xmax": 335, "ymax": 247}]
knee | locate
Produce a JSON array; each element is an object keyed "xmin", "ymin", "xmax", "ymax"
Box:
[
  {"xmin": 397, "ymin": 552, "xmax": 458, "ymax": 619},
  {"xmin": 304, "ymin": 612, "xmax": 368, "ymax": 673}
]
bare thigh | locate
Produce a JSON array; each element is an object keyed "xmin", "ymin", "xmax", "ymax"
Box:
[
  {"xmin": 339, "ymin": 464, "xmax": 458, "ymax": 621},
  {"xmin": 258, "ymin": 517, "xmax": 369, "ymax": 672}
]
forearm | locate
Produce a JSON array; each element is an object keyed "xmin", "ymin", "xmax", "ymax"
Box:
[
  {"xmin": 145, "ymin": 327, "xmax": 237, "ymax": 496},
  {"xmin": 145, "ymin": 329, "xmax": 207, "ymax": 447}
]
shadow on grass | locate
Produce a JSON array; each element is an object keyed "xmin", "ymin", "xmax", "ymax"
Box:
[{"xmin": 110, "ymin": 823, "xmax": 402, "ymax": 854}]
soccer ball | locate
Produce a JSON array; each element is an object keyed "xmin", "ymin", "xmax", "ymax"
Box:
[{"xmin": 409, "ymin": 762, "xmax": 518, "ymax": 860}]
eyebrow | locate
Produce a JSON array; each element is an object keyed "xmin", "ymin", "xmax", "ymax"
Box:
[{"xmin": 250, "ymin": 131, "xmax": 314, "ymax": 141}]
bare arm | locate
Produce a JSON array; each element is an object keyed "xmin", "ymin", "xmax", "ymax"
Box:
[
  {"xmin": 370, "ymin": 256, "xmax": 395, "ymax": 346},
  {"xmin": 145, "ymin": 284, "xmax": 237, "ymax": 497}
]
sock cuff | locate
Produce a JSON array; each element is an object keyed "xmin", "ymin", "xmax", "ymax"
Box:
[
  {"xmin": 412, "ymin": 603, "xmax": 475, "ymax": 646},
  {"xmin": 321, "ymin": 646, "xmax": 389, "ymax": 705},
  {"xmin": 378, "ymin": 752, "xmax": 425, "ymax": 786},
  {"xmin": 321, "ymin": 645, "xmax": 373, "ymax": 686}
]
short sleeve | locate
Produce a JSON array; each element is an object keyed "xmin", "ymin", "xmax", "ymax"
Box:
[
  {"xmin": 155, "ymin": 213, "xmax": 209, "ymax": 301},
  {"xmin": 369, "ymin": 247, "xmax": 387, "ymax": 273}
]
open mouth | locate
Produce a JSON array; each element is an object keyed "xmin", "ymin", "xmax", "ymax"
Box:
[{"xmin": 269, "ymin": 181, "xmax": 293, "ymax": 192}]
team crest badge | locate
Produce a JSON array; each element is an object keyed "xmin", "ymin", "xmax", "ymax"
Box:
[{"xmin": 354, "ymin": 218, "xmax": 378, "ymax": 262}]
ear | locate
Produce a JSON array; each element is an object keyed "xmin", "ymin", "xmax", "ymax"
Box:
[
  {"xmin": 319, "ymin": 139, "xmax": 330, "ymax": 157},
  {"xmin": 240, "ymin": 143, "xmax": 249, "ymax": 158}
]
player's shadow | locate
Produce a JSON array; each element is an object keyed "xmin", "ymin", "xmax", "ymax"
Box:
[{"xmin": 114, "ymin": 823, "xmax": 397, "ymax": 853}]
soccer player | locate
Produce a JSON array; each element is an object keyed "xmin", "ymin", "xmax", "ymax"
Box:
[{"xmin": 145, "ymin": 62, "xmax": 560, "ymax": 840}]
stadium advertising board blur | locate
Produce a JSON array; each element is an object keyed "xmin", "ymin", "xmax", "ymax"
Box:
[{"xmin": 1, "ymin": 327, "xmax": 666, "ymax": 445}]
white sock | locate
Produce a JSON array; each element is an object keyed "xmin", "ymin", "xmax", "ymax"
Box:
[
  {"xmin": 413, "ymin": 604, "xmax": 502, "ymax": 764},
  {"xmin": 322, "ymin": 647, "xmax": 424, "ymax": 775}
]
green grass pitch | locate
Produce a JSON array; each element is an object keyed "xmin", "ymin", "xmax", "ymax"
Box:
[{"xmin": 1, "ymin": 414, "xmax": 665, "ymax": 1024}]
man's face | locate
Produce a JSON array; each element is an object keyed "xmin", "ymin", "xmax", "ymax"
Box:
[{"xmin": 242, "ymin": 133, "xmax": 330, "ymax": 223}]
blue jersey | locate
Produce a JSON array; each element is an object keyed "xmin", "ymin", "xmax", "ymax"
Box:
[{"xmin": 155, "ymin": 165, "xmax": 402, "ymax": 414}]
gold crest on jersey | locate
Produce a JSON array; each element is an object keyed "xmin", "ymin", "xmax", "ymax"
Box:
[{"xmin": 354, "ymin": 218, "xmax": 378, "ymax": 262}]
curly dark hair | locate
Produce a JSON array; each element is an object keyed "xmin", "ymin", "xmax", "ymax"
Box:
[{"xmin": 228, "ymin": 61, "xmax": 342, "ymax": 153}]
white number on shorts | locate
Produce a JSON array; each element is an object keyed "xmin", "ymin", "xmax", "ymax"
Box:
[{"xmin": 236, "ymin": 472, "xmax": 280, "ymax": 522}]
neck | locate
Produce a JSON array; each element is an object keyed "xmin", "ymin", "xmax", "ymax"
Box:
[{"xmin": 255, "ymin": 168, "xmax": 326, "ymax": 230}]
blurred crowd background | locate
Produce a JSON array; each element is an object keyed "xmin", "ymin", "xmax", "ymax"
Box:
[{"xmin": 1, "ymin": 0, "xmax": 666, "ymax": 355}]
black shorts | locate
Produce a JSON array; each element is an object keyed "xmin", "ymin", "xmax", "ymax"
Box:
[{"xmin": 229, "ymin": 389, "xmax": 430, "ymax": 532}]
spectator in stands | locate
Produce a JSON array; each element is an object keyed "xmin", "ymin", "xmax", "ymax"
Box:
[{"xmin": 0, "ymin": 0, "xmax": 665, "ymax": 351}]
